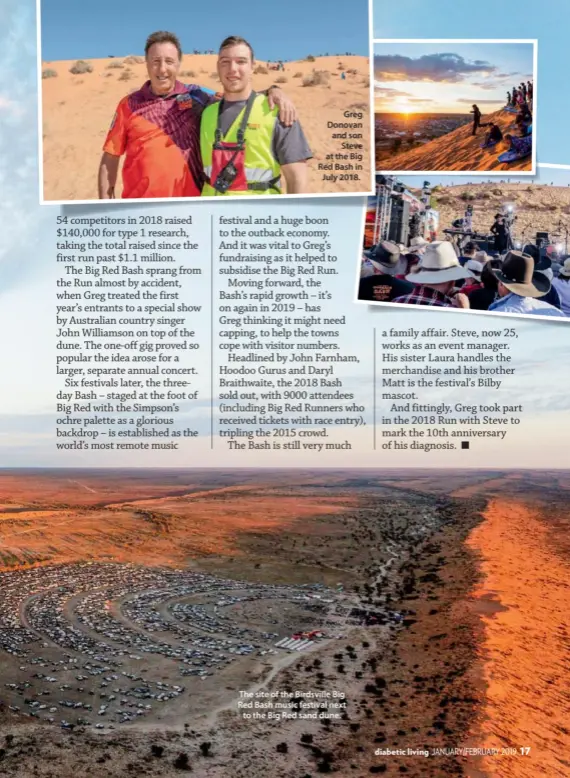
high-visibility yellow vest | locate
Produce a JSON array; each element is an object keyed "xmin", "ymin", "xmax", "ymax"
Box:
[{"xmin": 200, "ymin": 94, "xmax": 282, "ymax": 196}]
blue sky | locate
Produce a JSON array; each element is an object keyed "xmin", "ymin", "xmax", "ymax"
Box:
[
  {"xmin": 373, "ymin": 0, "xmax": 569, "ymax": 164},
  {"xmin": 40, "ymin": 0, "xmax": 370, "ymax": 62},
  {"xmin": 374, "ymin": 42, "xmax": 533, "ymax": 113}
]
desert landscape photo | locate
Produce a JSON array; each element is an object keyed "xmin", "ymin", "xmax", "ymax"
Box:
[
  {"xmin": 0, "ymin": 467, "xmax": 568, "ymax": 777},
  {"xmin": 374, "ymin": 41, "xmax": 535, "ymax": 173},
  {"xmin": 425, "ymin": 179, "xmax": 570, "ymax": 248},
  {"xmin": 39, "ymin": 0, "xmax": 372, "ymax": 201}
]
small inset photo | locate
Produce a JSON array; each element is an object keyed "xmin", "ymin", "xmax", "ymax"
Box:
[
  {"xmin": 374, "ymin": 39, "xmax": 536, "ymax": 174},
  {"xmin": 38, "ymin": 0, "xmax": 374, "ymax": 204},
  {"xmin": 356, "ymin": 174, "xmax": 570, "ymax": 320}
]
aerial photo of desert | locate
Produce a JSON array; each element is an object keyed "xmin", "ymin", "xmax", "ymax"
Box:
[
  {"xmin": 40, "ymin": 54, "xmax": 371, "ymax": 201},
  {"xmin": 0, "ymin": 468, "xmax": 568, "ymax": 777}
]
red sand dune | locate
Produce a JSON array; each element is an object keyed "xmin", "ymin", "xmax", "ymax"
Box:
[
  {"xmin": 465, "ymin": 499, "xmax": 570, "ymax": 777},
  {"xmin": 378, "ymin": 109, "xmax": 533, "ymax": 172}
]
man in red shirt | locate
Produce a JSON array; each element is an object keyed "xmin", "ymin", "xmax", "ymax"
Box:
[{"xmin": 98, "ymin": 31, "xmax": 296, "ymax": 199}]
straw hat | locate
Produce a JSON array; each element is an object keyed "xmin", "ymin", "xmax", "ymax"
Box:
[
  {"xmin": 405, "ymin": 241, "xmax": 473, "ymax": 284},
  {"xmin": 466, "ymin": 259, "xmax": 484, "ymax": 276},
  {"xmin": 558, "ymin": 258, "xmax": 570, "ymax": 277},
  {"xmin": 493, "ymin": 251, "xmax": 550, "ymax": 298}
]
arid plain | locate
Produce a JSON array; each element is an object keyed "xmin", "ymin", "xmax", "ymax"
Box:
[{"xmin": 0, "ymin": 469, "xmax": 568, "ymax": 777}]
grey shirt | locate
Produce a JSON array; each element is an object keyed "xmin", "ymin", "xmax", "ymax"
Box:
[{"xmin": 217, "ymin": 95, "xmax": 313, "ymax": 165}]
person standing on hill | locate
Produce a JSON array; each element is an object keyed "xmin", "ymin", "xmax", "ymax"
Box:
[{"xmin": 470, "ymin": 104, "xmax": 482, "ymax": 135}]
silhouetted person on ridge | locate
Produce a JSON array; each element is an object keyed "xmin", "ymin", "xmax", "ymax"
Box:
[{"xmin": 470, "ymin": 104, "xmax": 481, "ymax": 135}]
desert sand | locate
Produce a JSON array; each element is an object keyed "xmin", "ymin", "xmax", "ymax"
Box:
[
  {"xmin": 40, "ymin": 55, "xmax": 371, "ymax": 201},
  {"xmin": 0, "ymin": 469, "xmax": 568, "ymax": 776},
  {"xmin": 429, "ymin": 181, "xmax": 570, "ymax": 245},
  {"xmin": 466, "ymin": 498, "xmax": 570, "ymax": 778},
  {"xmin": 377, "ymin": 109, "xmax": 533, "ymax": 173}
]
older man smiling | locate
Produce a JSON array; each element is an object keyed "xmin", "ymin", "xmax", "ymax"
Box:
[{"xmin": 98, "ymin": 31, "xmax": 296, "ymax": 199}]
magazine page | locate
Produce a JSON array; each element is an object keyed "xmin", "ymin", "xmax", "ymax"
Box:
[{"xmin": 0, "ymin": 0, "xmax": 568, "ymax": 776}]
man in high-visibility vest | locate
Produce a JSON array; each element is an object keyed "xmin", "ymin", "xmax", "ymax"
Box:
[{"xmin": 200, "ymin": 36, "xmax": 312, "ymax": 196}]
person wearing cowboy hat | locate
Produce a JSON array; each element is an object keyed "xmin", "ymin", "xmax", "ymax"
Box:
[
  {"xmin": 521, "ymin": 244, "xmax": 561, "ymax": 309},
  {"xmin": 359, "ymin": 241, "xmax": 415, "ymax": 303},
  {"xmin": 552, "ymin": 258, "xmax": 570, "ymax": 315},
  {"xmin": 392, "ymin": 241, "xmax": 473, "ymax": 308},
  {"xmin": 488, "ymin": 251, "xmax": 566, "ymax": 317}
]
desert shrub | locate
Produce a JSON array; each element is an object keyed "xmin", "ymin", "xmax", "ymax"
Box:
[
  {"xmin": 119, "ymin": 70, "xmax": 133, "ymax": 81},
  {"xmin": 460, "ymin": 191, "xmax": 475, "ymax": 201},
  {"xmin": 306, "ymin": 55, "xmax": 315, "ymax": 62},
  {"xmin": 254, "ymin": 65, "xmax": 268, "ymax": 74},
  {"xmin": 209, "ymin": 72, "xmax": 219, "ymax": 81},
  {"xmin": 293, "ymin": 71, "xmax": 302, "ymax": 78},
  {"xmin": 173, "ymin": 753, "xmax": 190, "ymax": 769},
  {"xmin": 303, "ymin": 70, "xmax": 330, "ymax": 87},
  {"xmin": 347, "ymin": 68, "xmax": 358, "ymax": 75},
  {"xmin": 42, "ymin": 68, "xmax": 57, "ymax": 79},
  {"xmin": 338, "ymin": 63, "xmax": 345, "ymax": 69},
  {"xmin": 69, "ymin": 60, "xmax": 92, "ymax": 74},
  {"xmin": 492, "ymin": 188, "xmax": 503, "ymax": 195},
  {"xmin": 362, "ymin": 77, "xmax": 370, "ymax": 88},
  {"xmin": 106, "ymin": 61, "xmax": 124, "ymax": 69},
  {"xmin": 275, "ymin": 75, "xmax": 288, "ymax": 83},
  {"xmin": 123, "ymin": 55, "xmax": 144, "ymax": 64},
  {"xmin": 180, "ymin": 70, "xmax": 196, "ymax": 77}
]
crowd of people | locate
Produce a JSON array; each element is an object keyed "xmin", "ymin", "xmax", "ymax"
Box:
[
  {"xmin": 507, "ymin": 81, "xmax": 533, "ymax": 109},
  {"xmin": 469, "ymin": 80, "xmax": 533, "ymax": 161},
  {"xmin": 359, "ymin": 233, "xmax": 570, "ymax": 318}
]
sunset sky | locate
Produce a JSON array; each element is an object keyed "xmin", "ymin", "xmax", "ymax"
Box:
[{"xmin": 374, "ymin": 41, "xmax": 535, "ymax": 114}]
